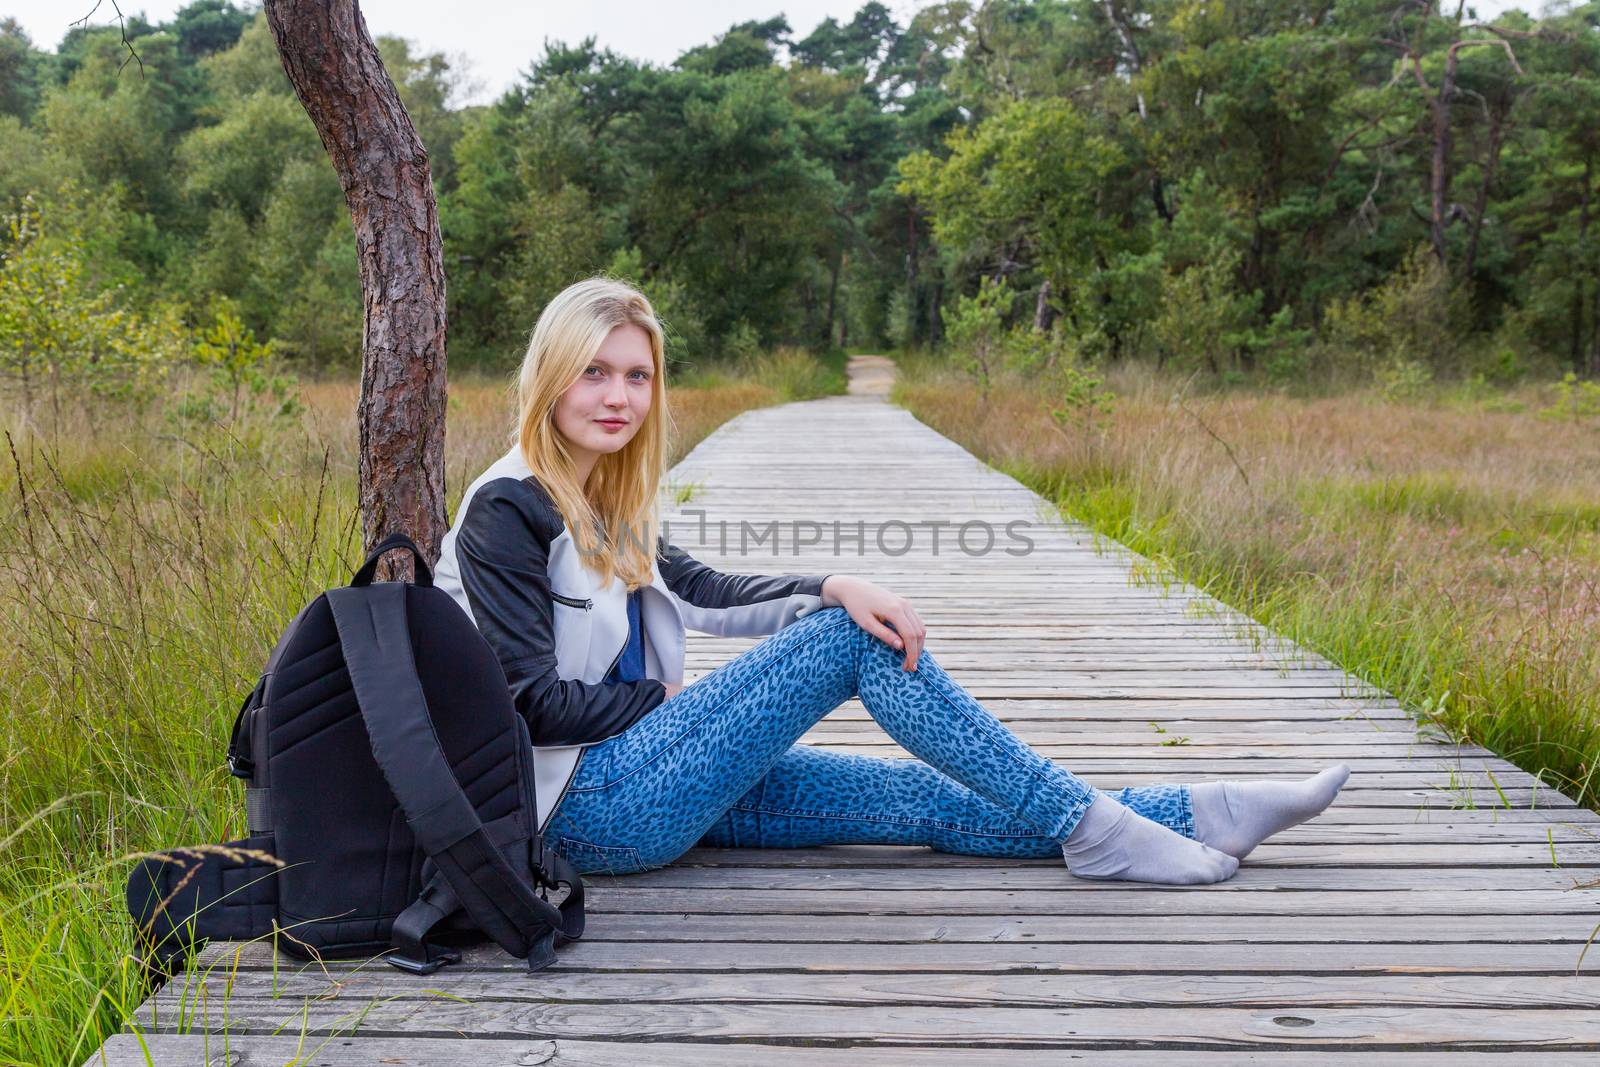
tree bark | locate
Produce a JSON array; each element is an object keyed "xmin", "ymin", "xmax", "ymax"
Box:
[
  {"xmin": 263, "ymin": 0, "xmax": 448, "ymax": 577},
  {"xmin": 1589, "ymin": 153, "xmax": 1600, "ymax": 378},
  {"xmin": 1033, "ymin": 279, "xmax": 1053, "ymax": 332},
  {"xmin": 1574, "ymin": 152, "xmax": 1591, "ymax": 372},
  {"xmin": 1462, "ymin": 103, "xmax": 1507, "ymax": 283},
  {"xmin": 1427, "ymin": 53, "xmax": 1455, "ymax": 269},
  {"xmin": 825, "ymin": 250, "xmax": 842, "ymax": 348}
]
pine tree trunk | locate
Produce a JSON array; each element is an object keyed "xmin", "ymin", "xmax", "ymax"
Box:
[
  {"xmin": 1428, "ymin": 84, "xmax": 1452, "ymax": 270},
  {"xmin": 1463, "ymin": 106, "xmax": 1508, "ymax": 283},
  {"xmin": 263, "ymin": 0, "xmax": 448, "ymax": 577},
  {"xmin": 1575, "ymin": 153, "xmax": 1592, "ymax": 373},
  {"xmin": 825, "ymin": 251, "xmax": 842, "ymax": 348}
]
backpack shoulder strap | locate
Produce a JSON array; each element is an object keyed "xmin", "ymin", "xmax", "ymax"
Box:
[{"xmin": 325, "ymin": 581, "xmax": 581, "ymax": 972}]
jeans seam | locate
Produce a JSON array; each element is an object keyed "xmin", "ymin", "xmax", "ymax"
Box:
[
  {"xmin": 727, "ymin": 802, "xmax": 1047, "ymax": 840},
  {"xmin": 913, "ymin": 654, "xmax": 1091, "ymax": 840}
]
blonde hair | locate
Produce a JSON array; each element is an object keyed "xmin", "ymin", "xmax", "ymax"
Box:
[{"xmin": 512, "ymin": 276, "xmax": 673, "ymax": 591}]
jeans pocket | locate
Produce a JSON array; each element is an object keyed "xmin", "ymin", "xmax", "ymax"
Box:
[
  {"xmin": 567, "ymin": 744, "xmax": 612, "ymax": 792},
  {"xmin": 554, "ymin": 835, "xmax": 649, "ymax": 876}
]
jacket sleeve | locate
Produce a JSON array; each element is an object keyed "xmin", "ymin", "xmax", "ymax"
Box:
[
  {"xmin": 454, "ymin": 477, "xmax": 666, "ymax": 745},
  {"xmin": 657, "ymin": 536, "xmax": 832, "ymax": 638}
]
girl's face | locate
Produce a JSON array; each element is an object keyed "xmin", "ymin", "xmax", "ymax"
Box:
[{"xmin": 552, "ymin": 323, "xmax": 655, "ymax": 482}]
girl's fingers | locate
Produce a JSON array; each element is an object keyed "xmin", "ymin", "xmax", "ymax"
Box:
[
  {"xmin": 859, "ymin": 611, "xmax": 902, "ymax": 651},
  {"xmin": 888, "ymin": 606, "xmax": 921, "ymax": 671},
  {"xmin": 851, "ymin": 593, "xmax": 926, "ymax": 671},
  {"xmin": 902, "ymin": 610, "xmax": 924, "ymax": 671}
]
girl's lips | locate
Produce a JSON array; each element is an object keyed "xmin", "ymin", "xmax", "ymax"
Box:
[{"xmin": 595, "ymin": 418, "xmax": 629, "ymax": 430}]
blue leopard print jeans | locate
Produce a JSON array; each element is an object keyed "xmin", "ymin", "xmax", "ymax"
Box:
[{"xmin": 543, "ymin": 606, "xmax": 1194, "ymax": 875}]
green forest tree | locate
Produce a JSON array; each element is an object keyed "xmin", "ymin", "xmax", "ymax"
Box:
[{"xmin": 2, "ymin": 0, "xmax": 1598, "ymax": 383}]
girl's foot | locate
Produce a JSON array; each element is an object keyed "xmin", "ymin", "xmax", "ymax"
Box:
[
  {"xmin": 1190, "ymin": 764, "xmax": 1351, "ymax": 860},
  {"xmin": 1061, "ymin": 792, "xmax": 1239, "ymax": 884}
]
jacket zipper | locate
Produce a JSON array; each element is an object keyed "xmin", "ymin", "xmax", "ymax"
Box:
[
  {"xmin": 602, "ymin": 639, "xmax": 625, "ymax": 680},
  {"xmin": 551, "ymin": 588, "xmax": 623, "ymax": 676}
]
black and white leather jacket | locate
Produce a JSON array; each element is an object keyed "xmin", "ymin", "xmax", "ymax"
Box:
[{"xmin": 433, "ymin": 444, "xmax": 831, "ymax": 831}]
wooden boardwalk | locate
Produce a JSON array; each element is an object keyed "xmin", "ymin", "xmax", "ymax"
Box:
[{"xmin": 92, "ymin": 357, "xmax": 1600, "ymax": 1063}]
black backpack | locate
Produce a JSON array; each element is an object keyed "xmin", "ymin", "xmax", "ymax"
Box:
[{"xmin": 126, "ymin": 533, "xmax": 584, "ymax": 975}]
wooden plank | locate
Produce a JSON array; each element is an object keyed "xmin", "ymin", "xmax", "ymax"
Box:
[
  {"xmin": 156, "ymin": 913, "xmax": 1600, "ymax": 947},
  {"xmin": 803, "ymin": 737, "xmax": 1505, "ymax": 757},
  {"xmin": 808, "ymin": 722, "xmax": 1460, "ymax": 737},
  {"xmin": 148, "ymin": 968, "xmax": 1600, "ymax": 1009},
  {"xmin": 192, "ymin": 939, "xmax": 1600, "ymax": 974},
  {"xmin": 563, "ymin": 864, "xmax": 1600, "ymax": 891},
  {"xmin": 797, "ymin": 750, "xmax": 1522, "ymax": 770},
  {"xmin": 130, "ymin": 999, "xmax": 1600, "ymax": 1047},
  {"xmin": 458, "ymin": 913, "xmax": 1600, "ymax": 944},
  {"xmin": 667, "ymin": 842, "xmax": 1598, "ymax": 865},
  {"xmin": 84, "ymin": 1035, "xmax": 1600, "ymax": 1066},
  {"xmin": 499, "ymin": 887, "xmax": 1600, "ymax": 915}
]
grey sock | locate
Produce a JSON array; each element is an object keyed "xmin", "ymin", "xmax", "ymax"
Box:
[
  {"xmin": 1061, "ymin": 791, "xmax": 1239, "ymax": 884},
  {"xmin": 1190, "ymin": 764, "xmax": 1351, "ymax": 859}
]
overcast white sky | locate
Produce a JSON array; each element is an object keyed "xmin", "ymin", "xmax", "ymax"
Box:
[{"xmin": 7, "ymin": 1, "xmax": 927, "ymax": 106}]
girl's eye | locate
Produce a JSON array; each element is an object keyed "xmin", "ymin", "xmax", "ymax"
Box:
[{"xmin": 629, "ymin": 371, "xmax": 650, "ymax": 382}]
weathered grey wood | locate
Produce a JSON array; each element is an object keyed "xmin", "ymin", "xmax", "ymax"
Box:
[
  {"xmin": 92, "ymin": 359, "xmax": 1600, "ymax": 1063},
  {"xmin": 567, "ymin": 864, "xmax": 1600, "ymax": 891},
  {"xmin": 176, "ymin": 938, "xmax": 1600, "ymax": 972},
  {"xmin": 177, "ymin": 886, "xmax": 1600, "ymax": 928},
  {"xmin": 668, "ymin": 841, "xmax": 1597, "ymax": 865},
  {"xmin": 429, "ymin": 885, "xmax": 1600, "ymax": 913},
  {"xmin": 82, "ymin": 1035, "xmax": 1600, "ymax": 1066},
  {"xmin": 155, "ymin": 913, "xmax": 1600, "ymax": 948},
  {"xmin": 131, "ymin": 999, "xmax": 1600, "ymax": 1047},
  {"xmin": 148, "ymin": 968, "xmax": 1600, "ymax": 1009}
]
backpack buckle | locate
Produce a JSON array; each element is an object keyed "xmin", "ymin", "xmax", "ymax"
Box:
[
  {"xmin": 384, "ymin": 943, "xmax": 461, "ymax": 975},
  {"xmin": 534, "ymin": 844, "xmax": 564, "ymax": 889}
]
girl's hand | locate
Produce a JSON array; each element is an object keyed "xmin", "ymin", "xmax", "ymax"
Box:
[
  {"xmin": 663, "ymin": 680, "xmax": 684, "ymax": 699},
  {"xmin": 820, "ymin": 575, "xmax": 926, "ymax": 671}
]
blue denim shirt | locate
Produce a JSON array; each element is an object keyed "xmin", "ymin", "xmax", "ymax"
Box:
[{"xmin": 602, "ymin": 589, "xmax": 646, "ymax": 685}]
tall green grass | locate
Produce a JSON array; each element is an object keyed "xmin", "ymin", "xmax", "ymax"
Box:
[
  {"xmin": 0, "ymin": 407, "xmax": 357, "ymax": 1065},
  {"xmin": 671, "ymin": 345, "xmax": 848, "ymax": 400},
  {"xmin": 896, "ymin": 362, "xmax": 1600, "ymax": 813},
  {"xmin": 0, "ymin": 358, "xmax": 835, "ymax": 1065}
]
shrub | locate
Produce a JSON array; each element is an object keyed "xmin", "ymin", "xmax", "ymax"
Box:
[
  {"xmin": 1322, "ymin": 244, "xmax": 1469, "ymax": 382},
  {"xmin": 1149, "ymin": 246, "xmax": 1262, "ymax": 376},
  {"xmin": 739, "ymin": 345, "xmax": 843, "ymax": 401},
  {"xmin": 188, "ymin": 294, "xmax": 299, "ymax": 422},
  {"xmin": 1374, "ymin": 355, "xmax": 1434, "ymax": 401},
  {"xmin": 940, "ymin": 275, "xmax": 1015, "ymax": 400},
  {"xmin": 1538, "ymin": 372, "xmax": 1600, "ymax": 423},
  {"xmin": 0, "ymin": 194, "xmax": 185, "ymax": 421},
  {"xmin": 885, "ymin": 287, "xmax": 916, "ymax": 351}
]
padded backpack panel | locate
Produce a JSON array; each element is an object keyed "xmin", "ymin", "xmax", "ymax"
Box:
[{"xmin": 260, "ymin": 585, "xmax": 538, "ymax": 955}]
